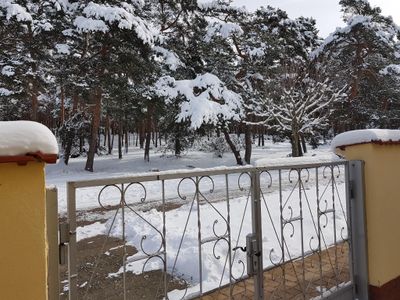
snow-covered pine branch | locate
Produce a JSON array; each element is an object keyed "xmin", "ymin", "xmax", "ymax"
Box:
[
  {"xmin": 155, "ymin": 73, "xmax": 244, "ymax": 129},
  {"xmin": 73, "ymin": 2, "xmax": 157, "ymax": 45}
]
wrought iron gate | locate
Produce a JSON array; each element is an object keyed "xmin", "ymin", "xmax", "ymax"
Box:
[{"xmin": 60, "ymin": 160, "xmax": 368, "ymax": 299}]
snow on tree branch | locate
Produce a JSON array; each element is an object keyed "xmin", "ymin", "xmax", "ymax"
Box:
[
  {"xmin": 198, "ymin": 0, "xmax": 246, "ymax": 14},
  {"xmin": 310, "ymin": 14, "xmax": 398, "ymax": 60},
  {"xmin": 155, "ymin": 73, "xmax": 244, "ymax": 129},
  {"xmin": 74, "ymin": 2, "xmax": 157, "ymax": 44},
  {"xmin": 270, "ymin": 76, "xmax": 347, "ymax": 135},
  {"xmin": 204, "ymin": 17, "xmax": 243, "ymax": 42},
  {"xmin": 0, "ymin": 0, "xmax": 32, "ymax": 22},
  {"xmin": 380, "ymin": 64, "xmax": 400, "ymax": 77},
  {"xmin": 153, "ymin": 46, "xmax": 185, "ymax": 71}
]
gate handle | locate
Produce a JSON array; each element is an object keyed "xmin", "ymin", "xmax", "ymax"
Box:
[{"xmin": 233, "ymin": 246, "xmax": 246, "ymax": 252}]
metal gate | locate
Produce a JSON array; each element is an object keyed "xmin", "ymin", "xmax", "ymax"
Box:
[{"xmin": 60, "ymin": 160, "xmax": 368, "ymax": 299}]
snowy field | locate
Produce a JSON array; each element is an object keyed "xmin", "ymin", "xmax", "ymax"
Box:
[
  {"xmin": 46, "ymin": 140, "xmax": 336, "ymax": 213},
  {"xmin": 48, "ymin": 140, "xmax": 348, "ymax": 297}
]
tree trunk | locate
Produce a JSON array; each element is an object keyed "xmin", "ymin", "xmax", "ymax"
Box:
[
  {"xmin": 97, "ymin": 128, "xmax": 101, "ymax": 151},
  {"xmin": 110, "ymin": 129, "xmax": 114, "ymax": 153},
  {"xmin": 261, "ymin": 129, "xmax": 265, "ymax": 147},
  {"xmin": 85, "ymin": 41, "xmax": 108, "ymax": 171},
  {"xmin": 144, "ymin": 105, "xmax": 153, "ymax": 161},
  {"xmin": 60, "ymin": 86, "xmax": 65, "ymax": 125},
  {"xmin": 107, "ymin": 118, "xmax": 112, "ymax": 154},
  {"xmin": 175, "ymin": 137, "xmax": 181, "ymax": 156},
  {"xmin": 63, "ymin": 132, "xmax": 74, "ymax": 165},
  {"xmin": 72, "ymin": 92, "xmax": 79, "ymax": 112},
  {"xmin": 85, "ymin": 87, "xmax": 102, "ymax": 172},
  {"xmin": 31, "ymin": 91, "xmax": 39, "ymax": 121},
  {"xmin": 291, "ymin": 131, "xmax": 302, "ymax": 157},
  {"xmin": 27, "ymin": 25, "xmax": 39, "ymax": 122},
  {"xmin": 125, "ymin": 128, "xmax": 128, "ymax": 154},
  {"xmin": 64, "ymin": 92, "xmax": 78, "ymax": 165},
  {"xmin": 223, "ymin": 129, "xmax": 243, "ymax": 165},
  {"xmin": 118, "ymin": 122, "xmax": 123, "ymax": 159},
  {"xmin": 104, "ymin": 115, "xmax": 109, "ymax": 147},
  {"xmin": 300, "ymin": 134, "xmax": 307, "ymax": 154},
  {"xmin": 139, "ymin": 122, "xmax": 145, "ymax": 149},
  {"xmin": 298, "ymin": 138, "xmax": 303, "ymax": 157},
  {"xmin": 80, "ymin": 136, "xmax": 84, "ymax": 154},
  {"xmin": 144, "ymin": 132, "xmax": 151, "ymax": 162},
  {"xmin": 349, "ymin": 44, "xmax": 362, "ymax": 102},
  {"xmin": 244, "ymin": 125, "xmax": 252, "ymax": 164}
]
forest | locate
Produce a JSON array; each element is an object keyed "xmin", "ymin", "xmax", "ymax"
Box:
[{"xmin": 1, "ymin": 0, "xmax": 400, "ymax": 171}]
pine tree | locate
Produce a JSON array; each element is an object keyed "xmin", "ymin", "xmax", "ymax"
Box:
[
  {"xmin": 312, "ymin": 0, "xmax": 400, "ymax": 131},
  {"xmin": 153, "ymin": 0, "xmax": 246, "ymax": 161},
  {"xmin": 59, "ymin": 0, "xmax": 156, "ymax": 171},
  {"xmin": 0, "ymin": 1, "xmax": 63, "ymax": 121}
]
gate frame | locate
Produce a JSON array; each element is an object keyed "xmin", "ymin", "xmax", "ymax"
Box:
[
  {"xmin": 346, "ymin": 160, "xmax": 369, "ymax": 300},
  {"xmin": 251, "ymin": 171, "xmax": 264, "ymax": 300},
  {"xmin": 61, "ymin": 160, "xmax": 369, "ymax": 300}
]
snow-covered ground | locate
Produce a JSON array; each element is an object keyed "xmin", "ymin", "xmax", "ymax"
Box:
[
  {"xmin": 46, "ymin": 140, "xmax": 336, "ymax": 212},
  {"xmin": 48, "ymin": 140, "xmax": 347, "ymax": 297}
]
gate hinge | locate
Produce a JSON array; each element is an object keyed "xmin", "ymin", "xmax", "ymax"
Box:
[{"xmin": 59, "ymin": 222, "xmax": 70, "ymax": 265}]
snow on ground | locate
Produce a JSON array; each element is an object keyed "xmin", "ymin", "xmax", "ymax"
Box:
[
  {"xmin": 46, "ymin": 140, "xmax": 335, "ymax": 212},
  {"xmin": 113, "ymin": 186, "xmax": 345, "ymax": 299}
]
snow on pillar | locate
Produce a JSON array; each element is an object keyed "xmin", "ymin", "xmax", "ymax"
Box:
[
  {"xmin": 332, "ymin": 129, "xmax": 400, "ymax": 300},
  {"xmin": 0, "ymin": 121, "xmax": 58, "ymax": 300}
]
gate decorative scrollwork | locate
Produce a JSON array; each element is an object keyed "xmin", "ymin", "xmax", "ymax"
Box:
[{"xmin": 63, "ymin": 161, "xmax": 366, "ymax": 300}]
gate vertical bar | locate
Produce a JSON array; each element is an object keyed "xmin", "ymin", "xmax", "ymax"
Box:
[
  {"xmin": 225, "ymin": 174, "xmax": 233, "ymax": 299},
  {"xmin": 162, "ymin": 180, "xmax": 168, "ymax": 299},
  {"xmin": 46, "ymin": 187, "xmax": 59, "ymax": 300},
  {"xmin": 67, "ymin": 182, "xmax": 77, "ymax": 300},
  {"xmin": 195, "ymin": 176, "xmax": 203, "ymax": 296},
  {"xmin": 347, "ymin": 160, "xmax": 369, "ymax": 300},
  {"xmin": 121, "ymin": 184, "xmax": 127, "ymax": 300},
  {"xmin": 251, "ymin": 171, "xmax": 264, "ymax": 300}
]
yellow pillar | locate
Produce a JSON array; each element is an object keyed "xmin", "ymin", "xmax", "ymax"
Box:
[
  {"xmin": 335, "ymin": 142, "xmax": 400, "ymax": 298},
  {"xmin": 0, "ymin": 161, "xmax": 49, "ymax": 300}
]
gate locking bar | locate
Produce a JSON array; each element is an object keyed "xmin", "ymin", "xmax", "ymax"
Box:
[
  {"xmin": 59, "ymin": 223, "xmax": 70, "ymax": 265},
  {"xmin": 233, "ymin": 234, "xmax": 262, "ymax": 276},
  {"xmin": 232, "ymin": 246, "xmax": 246, "ymax": 252}
]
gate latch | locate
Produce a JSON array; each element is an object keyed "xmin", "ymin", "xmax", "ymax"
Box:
[
  {"xmin": 59, "ymin": 223, "xmax": 70, "ymax": 265},
  {"xmin": 246, "ymin": 233, "xmax": 261, "ymax": 276}
]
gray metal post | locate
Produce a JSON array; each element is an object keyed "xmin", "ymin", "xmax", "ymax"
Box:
[
  {"xmin": 347, "ymin": 160, "xmax": 369, "ymax": 300},
  {"xmin": 46, "ymin": 187, "xmax": 59, "ymax": 300},
  {"xmin": 251, "ymin": 171, "xmax": 264, "ymax": 300},
  {"xmin": 67, "ymin": 182, "xmax": 78, "ymax": 300}
]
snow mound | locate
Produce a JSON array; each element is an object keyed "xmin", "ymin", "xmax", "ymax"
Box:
[
  {"xmin": 0, "ymin": 121, "xmax": 58, "ymax": 156},
  {"xmin": 331, "ymin": 129, "xmax": 400, "ymax": 150}
]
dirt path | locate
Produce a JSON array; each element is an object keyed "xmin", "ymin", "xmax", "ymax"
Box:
[{"xmin": 60, "ymin": 234, "xmax": 186, "ymax": 299}]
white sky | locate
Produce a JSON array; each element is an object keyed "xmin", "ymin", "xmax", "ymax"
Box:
[{"xmin": 231, "ymin": 0, "xmax": 400, "ymax": 37}]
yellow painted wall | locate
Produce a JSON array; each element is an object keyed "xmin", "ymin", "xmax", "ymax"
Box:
[
  {"xmin": 336, "ymin": 143, "xmax": 400, "ymax": 287},
  {"xmin": 0, "ymin": 161, "xmax": 48, "ymax": 300}
]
